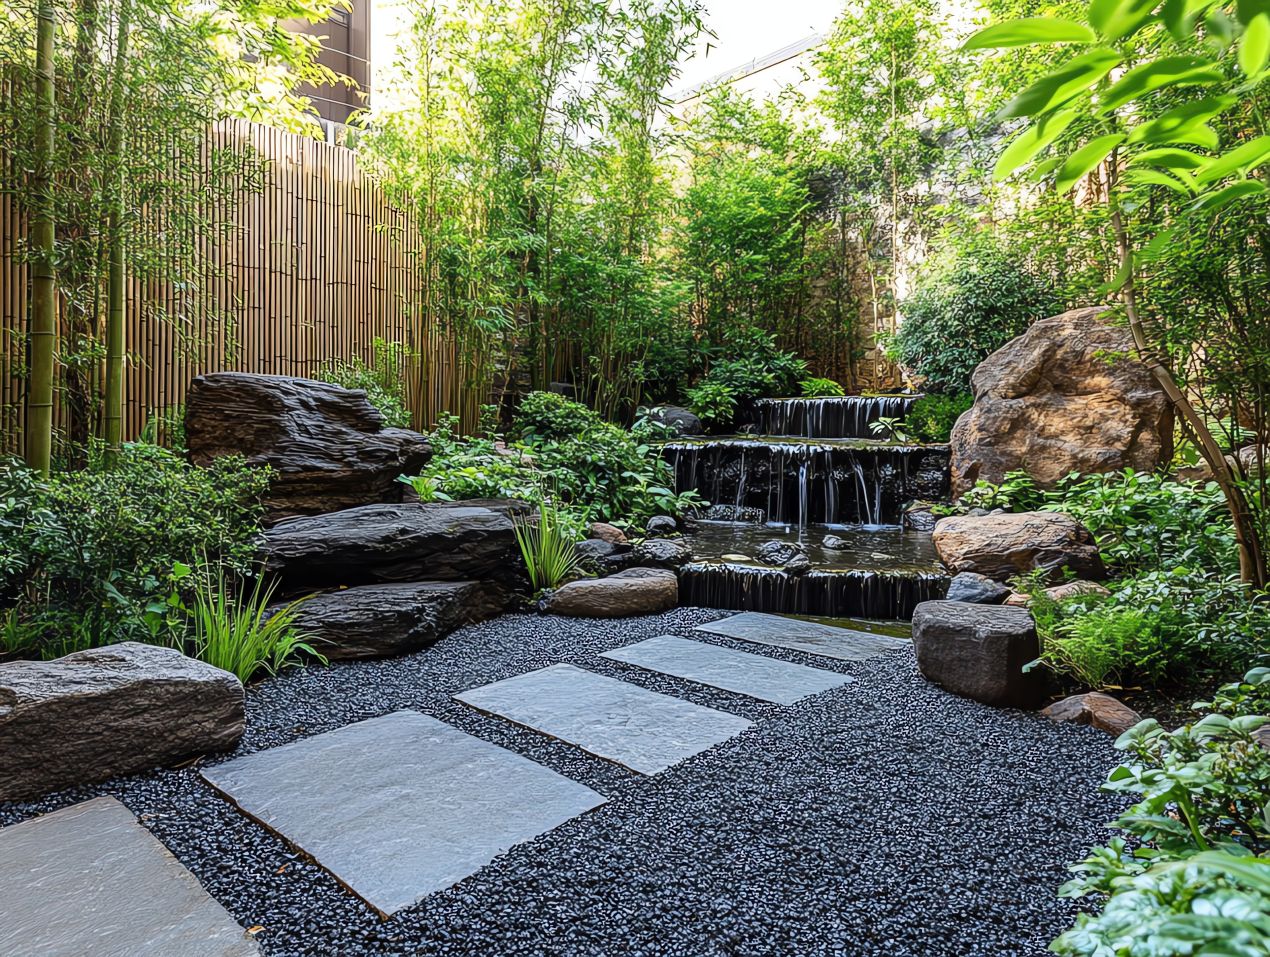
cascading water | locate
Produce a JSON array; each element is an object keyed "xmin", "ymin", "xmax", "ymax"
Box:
[
  {"xmin": 665, "ymin": 395, "xmax": 951, "ymax": 620},
  {"xmin": 753, "ymin": 394, "xmax": 918, "ymax": 439}
]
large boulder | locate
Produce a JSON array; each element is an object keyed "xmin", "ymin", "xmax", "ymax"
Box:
[
  {"xmin": 278, "ymin": 581, "xmax": 506, "ymax": 662},
  {"xmin": 950, "ymin": 307, "xmax": 1173, "ymax": 497},
  {"xmin": 932, "ymin": 512, "xmax": 1105, "ymax": 583},
  {"xmin": 261, "ymin": 499, "xmax": 531, "ymax": 592},
  {"xmin": 185, "ymin": 373, "xmax": 432, "ymax": 522},
  {"xmin": 911, "ymin": 601, "xmax": 1046, "ymax": 709},
  {"xmin": 0, "ymin": 643, "xmax": 244, "ymax": 801},
  {"xmin": 633, "ymin": 538, "xmax": 693, "ymax": 570},
  {"xmin": 540, "ymin": 568, "xmax": 678, "ymax": 618}
]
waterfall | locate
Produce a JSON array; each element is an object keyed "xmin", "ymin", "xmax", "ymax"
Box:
[{"xmin": 753, "ymin": 395, "xmax": 920, "ymax": 439}]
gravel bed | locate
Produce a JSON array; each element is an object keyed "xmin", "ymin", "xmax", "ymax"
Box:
[{"xmin": 2, "ymin": 607, "xmax": 1124, "ymax": 957}]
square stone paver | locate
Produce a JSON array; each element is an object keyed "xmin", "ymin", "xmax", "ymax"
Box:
[
  {"xmin": 695, "ymin": 612, "xmax": 909, "ymax": 661},
  {"xmin": 201, "ymin": 711, "xmax": 605, "ymax": 916},
  {"xmin": 600, "ymin": 635, "xmax": 852, "ymax": 704},
  {"xmin": 455, "ymin": 663, "xmax": 753, "ymax": 774},
  {"xmin": 0, "ymin": 796, "xmax": 258, "ymax": 957}
]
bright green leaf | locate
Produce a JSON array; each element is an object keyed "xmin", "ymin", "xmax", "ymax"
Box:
[
  {"xmin": 1090, "ymin": 0, "xmax": 1160, "ymax": 40},
  {"xmin": 962, "ymin": 17, "xmax": 1098, "ymax": 50},
  {"xmin": 1124, "ymin": 167, "xmax": 1196, "ymax": 194},
  {"xmin": 1192, "ymin": 179, "xmax": 1267, "ymax": 210},
  {"xmin": 1055, "ymin": 133, "xmax": 1124, "ymax": 192},
  {"xmin": 1099, "ymin": 56, "xmax": 1224, "ymax": 113},
  {"xmin": 1131, "ymin": 147, "xmax": 1208, "ymax": 169},
  {"xmin": 1240, "ymin": 12, "xmax": 1270, "ymax": 74},
  {"xmin": 993, "ymin": 109, "xmax": 1079, "ymax": 180},
  {"xmin": 1196, "ymin": 135, "xmax": 1270, "ymax": 183},
  {"xmin": 1001, "ymin": 49, "xmax": 1121, "ymax": 118},
  {"xmin": 1127, "ymin": 96, "xmax": 1236, "ymax": 144}
]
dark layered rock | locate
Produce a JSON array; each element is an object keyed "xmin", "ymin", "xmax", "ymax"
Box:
[
  {"xmin": 280, "ymin": 581, "xmax": 507, "ymax": 662},
  {"xmin": 644, "ymin": 405, "xmax": 704, "ymax": 436},
  {"xmin": 540, "ymin": 568, "xmax": 678, "ymax": 618},
  {"xmin": 1041, "ymin": 693, "xmax": 1142, "ymax": 737},
  {"xmin": 932, "ymin": 512, "xmax": 1105, "ymax": 583},
  {"xmin": 261, "ymin": 499, "xmax": 531, "ymax": 592},
  {"xmin": 946, "ymin": 572, "xmax": 1011, "ymax": 605},
  {"xmin": 0, "ymin": 643, "xmax": 244, "ymax": 801},
  {"xmin": 911, "ymin": 601, "xmax": 1046, "ymax": 709},
  {"xmin": 576, "ymin": 539, "xmax": 632, "ymax": 573},
  {"xmin": 645, "ymin": 515, "xmax": 678, "ymax": 537},
  {"xmin": 185, "ymin": 372, "xmax": 432, "ymax": 522},
  {"xmin": 755, "ymin": 540, "xmax": 806, "ymax": 566},
  {"xmin": 950, "ymin": 307, "xmax": 1173, "ymax": 496},
  {"xmin": 633, "ymin": 538, "xmax": 693, "ymax": 570}
]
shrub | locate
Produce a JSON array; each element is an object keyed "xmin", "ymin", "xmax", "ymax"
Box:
[
  {"xmin": 1053, "ymin": 670, "xmax": 1270, "ymax": 956},
  {"xmin": 893, "ymin": 233, "xmax": 1061, "ymax": 394},
  {"xmin": 799, "ymin": 377, "xmax": 845, "ymax": 398},
  {"xmin": 905, "ymin": 392, "xmax": 972, "ymax": 443},
  {"xmin": 0, "ymin": 445, "xmax": 268, "ymax": 655},
  {"xmin": 406, "ymin": 397, "xmax": 702, "ymax": 526},
  {"xmin": 318, "ymin": 338, "xmax": 413, "ymax": 429},
  {"xmin": 686, "ymin": 328, "xmax": 807, "ymax": 428}
]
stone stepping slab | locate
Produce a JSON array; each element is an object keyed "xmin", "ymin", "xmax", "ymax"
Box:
[
  {"xmin": 0, "ymin": 796, "xmax": 258, "ymax": 957},
  {"xmin": 601, "ymin": 635, "xmax": 852, "ymax": 704},
  {"xmin": 201, "ymin": 711, "xmax": 605, "ymax": 917},
  {"xmin": 695, "ymin": 612, "xmax": 909, "ymax": 662},
  {"xmin": 455, "ymin": 663, "xmax": 753, "ymax": 775}
]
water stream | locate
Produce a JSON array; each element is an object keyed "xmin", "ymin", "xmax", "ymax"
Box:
[{"xmin": 666, "ymin": 396, "xmax": 951, "ymax": 619}]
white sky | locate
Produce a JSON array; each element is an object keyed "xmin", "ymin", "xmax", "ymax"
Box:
[{"xmin": 673, "ymin": 0, "xmax": 843, "ymax": 92}]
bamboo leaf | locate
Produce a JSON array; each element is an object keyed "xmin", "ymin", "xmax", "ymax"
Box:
[
  {"xmin": 1055, "ymin": 133, "xmax": 1124, "ymax": 192},
  {"xmin": 1001, "ymin": 49, "xmax": 1122, "ymax": 118},
  {"xmin": 1191, "ymin": 179, "xmax": 1267, "ymax": 210},
  {"xmin": 1090, "ymin": 0, "xmax": 1160, "ymax": 40},
  {"xmin": 1099, "ymin": 56, "xmax": 1224, "ymax": 113},
  {"xmin": 962, "ymin": 17, "xmax": 1097, "ymax": 50},
  {"xmin": 1195, "ymin": 135, "xmax": 1270, "ymax": 183},
  {"xmin": 1240, "ymin": 12, "xmax": 1270, "ymax": 74},
  {"xmin": 1131, "ymin": 147, "xmax": 1208, "ymax": 169},
  {"xmin": 994, "ymin": 109, "xmax": 1079, "ymax": 180},
  {"xmin": 1124, "ymin": 167, "xmax": 1196, "ymax": 194}
]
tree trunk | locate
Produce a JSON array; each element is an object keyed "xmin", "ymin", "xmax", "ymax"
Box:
[
  {"xmin": 103, "ymin": 0, "xmax": 133, "ymax": 465},
  {"xmin": 1111, "ymin": 202, "xmax": 1268, "ymax": 589},
  {"xmin": 25, "ymin": 0, "xmax": 58, "ymax": 475}
]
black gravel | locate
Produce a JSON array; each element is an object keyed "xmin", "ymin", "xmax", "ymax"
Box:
[{"xmin": 2, "ymin": 608, "xmax": 1125, "ymax": 957}]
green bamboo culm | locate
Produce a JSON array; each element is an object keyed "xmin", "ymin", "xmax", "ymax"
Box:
[
  {"xmin": 25, "ymin": 0, "xmax": 58, "ymax": 475},
  {"xmin": 513, "ymin": 500, "xmax": 581, "ymax": 591},
  {"xmin": 102, "ymin": 0, "xmax": 133, "ymax": 466}
]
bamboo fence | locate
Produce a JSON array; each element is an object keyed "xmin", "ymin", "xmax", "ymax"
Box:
[{"xmin": 0, "ymin": 117, "xmax": 482, "ymax": 454}]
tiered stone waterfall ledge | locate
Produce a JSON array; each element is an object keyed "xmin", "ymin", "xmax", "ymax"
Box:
[{"xmin": 2, "ymin": 608, "xmax": 1123, "ymax": 957}]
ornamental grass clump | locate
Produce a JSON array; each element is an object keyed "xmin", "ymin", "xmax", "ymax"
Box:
[
  {"xmin": 513, "ymin": 500, "xmax": 581, "ymax": 592},
  {"xmin": 187, "ymin": 563, "xmax": 323, "ymax": 682}
]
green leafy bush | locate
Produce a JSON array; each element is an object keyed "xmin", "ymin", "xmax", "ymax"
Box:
[
  {"xmin": 0, "ymin": 446, "xmax": 268, "ymax": 656},
  {"xmin": 686, "ymin": 329, "xmax": 807, "ymax": 429},
  {"xmin": 893, "ymin": 234, "xmax": 1060, "ymax": 394},
  {"xmin": 799, "ymin": 377, "xmax": 845, "ymax": 398},
  {"xmin": 905, "ymin": 392, "xmax": 972, "ymax": 443},
  {"xmin": 1053, "ymin": 671, "xmax": 1270, "ymax": 956},
  {"xmin": 318, "ymin": 339, "xmax": 414, "ymax": 429},
  {"xmin": 406, "ymin": 396, "xmax": 703, "ymax": 526}
]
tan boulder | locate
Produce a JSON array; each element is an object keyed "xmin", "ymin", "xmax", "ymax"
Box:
[
  {"xmin": 1042, "ymin": 692, "xmax": 1142, "ymax": 737},
  {"xmin": 1004, "ymin": 580, "xmax": 1111, "ymax": 606},
  {"xmin": 588, "ymin": 522, "xmax": 628, "ymax": 545},
  {"xmin": 933, "ymin": 512, "xmax": 1105, "ymax": 583},
  {"xmin": 540, "ymin": 568, "xmax": 678, "ymax": 618},
  {"xmin": 950, "ymin": 307, "xmax": 1172, "ymax": 497}
]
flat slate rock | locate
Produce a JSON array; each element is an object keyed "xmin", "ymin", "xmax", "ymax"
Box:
[
  {"xmin": 0, "ymin": 796, "xmax": 258, "ymax": 957},
  {"xmin": 601, "ymin": 635, "xmax": 851, "ymax": 705},
  {"xmin": 201, "ymin": 711, "xmax": 605, "ymax": 916},
  {"xmin": 694, "ymin": 612, "xmax": 909, "ymax": 662},
  {"xmin": 455, "ymin": 664, "xmax": 753, "ymax": 774}
]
